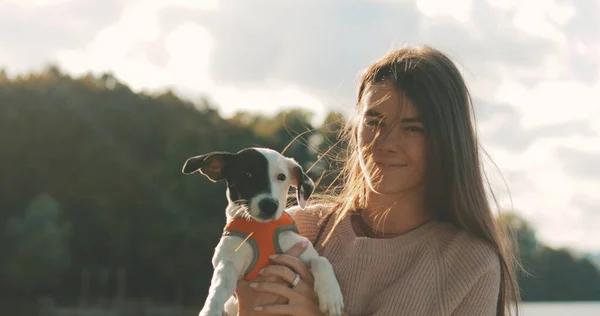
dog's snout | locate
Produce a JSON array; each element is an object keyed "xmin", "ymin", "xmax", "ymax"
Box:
[{"xmin": 258, "ymin": 198, "xmax": 278, "ymax": 218}]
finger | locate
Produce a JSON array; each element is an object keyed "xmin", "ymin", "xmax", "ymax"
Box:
[
  {"xmin": 236, "ymin": 275, "xmax": 280, "ymax": 294},
  {"xmin": 286, "ymin": 240, "xmax": 309, "ymax": 257},
  {"xmin": 237, "ymin": 274, "xmax": 287, "ymax": 295},
  {"xmin": 236, "ymin": 278, "xmax": 290, "ymax": 308},
  {"xmin": 237, "ymin": 278, "xmax": 249, "ymax": 289},
  {"xmin": 254, "ymin": 275, "xmax": 282, "ymax": 283},
  {"xmin": 249, "ymin": 281, "xmax": 303, "ymax": 301},
  {"xmin": 270, "ymin": 254, "xmax": 313, "ymax": 282},
  {"xmin": 260, "ymin": 265, "xmax": 298, "ymax": 284},
  {"xmin": 254, "ymin": 304, "xmax": 303, "ymax": 315},
  {"xmin": 260, "ymin": 265, "xmax": 313, "ymax": 295}
]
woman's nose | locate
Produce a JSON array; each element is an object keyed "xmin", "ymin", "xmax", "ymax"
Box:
[{"xmin": 375, "ymin": 129, "xmax": 403, "ymax": 153}]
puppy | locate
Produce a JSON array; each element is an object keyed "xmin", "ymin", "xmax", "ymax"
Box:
[{"xmin": 182, "ymin": 147, "xmax": 344, "ymax": 316}]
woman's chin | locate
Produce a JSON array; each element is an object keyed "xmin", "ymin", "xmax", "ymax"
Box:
[
  {"xmin": 368, "ymin": 179, "xmax": 422, "ymax": 196},
  {"xmin": 368, "ymin": 181, "xmax": 401, "ymax": 195}
]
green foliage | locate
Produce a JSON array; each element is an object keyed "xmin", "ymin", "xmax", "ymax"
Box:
[
  {"xmin": 500, "ymin": 212, "xmax": 600, "ymax": 301},
  {"xmin": 5, "ymin": 193, "xmax": 71, "ymax": 293},
  {"xmin": 0, "ymin": 66, "xmax": 338, "ymax": 306}
]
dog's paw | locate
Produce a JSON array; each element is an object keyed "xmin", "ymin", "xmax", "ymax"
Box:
[
  {"xmin": 314, "ymin": 277, "xmax": 344, "ymax": 316},
  {"xmin": 198, "ymin": 307, "xmax": 223, "ymax": 316}
]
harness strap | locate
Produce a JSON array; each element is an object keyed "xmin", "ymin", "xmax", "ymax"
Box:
[{"xmin": 223, "ymin": 213, "xmax": 299, "ymax": 280}]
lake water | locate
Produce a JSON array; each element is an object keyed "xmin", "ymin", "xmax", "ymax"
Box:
[{"xmin": 521, "ymin": 302, "xmax": 600, "ymax": 315}]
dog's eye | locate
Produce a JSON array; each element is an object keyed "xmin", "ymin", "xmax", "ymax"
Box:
[
  {"xmin": 277, "ymin": 173, "xmax": 286, "ymax": 181},
  {"xmin": 245, "ymin": 172, "xmax": 252, "ymax": 178}
]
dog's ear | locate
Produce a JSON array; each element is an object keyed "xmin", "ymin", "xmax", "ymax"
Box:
[
  {"xmin": 287, "ymin": 159, "xmax": 315, "ymax": 209},
  {"xmin": 182, "ymin": 152, "xmax": 232, "ymax": 182}
]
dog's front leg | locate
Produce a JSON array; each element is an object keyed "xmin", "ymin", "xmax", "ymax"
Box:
[
  {"xmin": 300, "ymin": 246, "xmax": 344, "ymax": 316},
  {"xmin": 199, "ymin": 259, "xmax": 238, "ymax": 316}
]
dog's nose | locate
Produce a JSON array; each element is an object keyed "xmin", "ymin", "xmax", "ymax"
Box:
[{"xmin": 258, "ymin": 198, "xmax": 278, "ymax": 218}]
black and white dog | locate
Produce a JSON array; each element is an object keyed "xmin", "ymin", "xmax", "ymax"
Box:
[{"xmin": 182, "ymin": 147, "xmax": 343, "ymax": 316}]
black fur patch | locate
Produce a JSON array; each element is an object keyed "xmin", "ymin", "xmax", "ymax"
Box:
[{"xmin": 223, "ymin": 148, "xmax": 271, "ymax": 204}]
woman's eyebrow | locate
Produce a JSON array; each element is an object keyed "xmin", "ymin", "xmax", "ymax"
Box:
[
  {"xmin": 365, "ymin": 110, "xmax": 422, "ymax": 123},
  {"xmin": 365, "ymin": 109, "xmax": 382, "ymax": 117},
  {"xmin": 401, "ymin": 117, "xmax": 422, "ymax": 123}
]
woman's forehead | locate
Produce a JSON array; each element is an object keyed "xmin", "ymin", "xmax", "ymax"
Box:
[{"xmin": 361, "ymin": 83, "xmax": 419, "ymax": 118}]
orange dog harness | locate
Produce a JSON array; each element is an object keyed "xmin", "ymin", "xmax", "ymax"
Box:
[{"xmin": 223, "ymin": 212, "xmax": 299, "ymax": 281}]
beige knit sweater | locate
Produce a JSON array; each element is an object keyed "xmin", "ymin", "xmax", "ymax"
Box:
[{"xmin": 288, "ymin": 204, "xmax": 502, "ymax": 316}]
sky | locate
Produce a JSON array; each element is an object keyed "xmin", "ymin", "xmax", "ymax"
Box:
[{"xmin": 1, "ymin": 0, "xmax": 599, "ymax": 252}]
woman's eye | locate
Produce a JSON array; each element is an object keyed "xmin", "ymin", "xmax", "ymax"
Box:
[
  {"xmin": 405, "ymin": 125, "xmax": 424, "ymax": 133},
  {"xmin": 365, "ymin": 119, "xmax": 383, "ymax": 127},
  {"xmin": 277, "ymin": 173, "xmax": 286, "ymax": 181}
]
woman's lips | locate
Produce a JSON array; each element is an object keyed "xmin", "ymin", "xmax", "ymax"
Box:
[{"xmin": 375, "ymin": 162, "xmax": 407, "ymax": 168}]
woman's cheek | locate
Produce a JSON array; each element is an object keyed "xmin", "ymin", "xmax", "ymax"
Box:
[{"xmin": 358, "ymin": 126, "xmax": 375, "ymax": 146}]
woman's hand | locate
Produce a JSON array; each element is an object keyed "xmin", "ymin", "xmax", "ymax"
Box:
[
  {"xmin": 248, "ymin": 241, "xmax": 329, "ymax": 315},
  {"xmin": 235, "ymin": 241, "xmax": 309, "ymax": 316},
  {"xmin": 236, "ymin": 276, "xmax": 289, "ymax": 316}
]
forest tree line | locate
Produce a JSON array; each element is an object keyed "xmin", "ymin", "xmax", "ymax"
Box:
[{"xmin": 0, "ymin": 67, "xmax": 598, "ymax": 310}]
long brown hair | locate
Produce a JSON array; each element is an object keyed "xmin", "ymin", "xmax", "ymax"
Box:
[{"xmin": 313, "ymin": 45, "xmax": 521, "ymax": 315}]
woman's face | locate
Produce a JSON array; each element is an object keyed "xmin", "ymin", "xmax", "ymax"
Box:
[{"xmin": 357, "ymin": 82, "xmax": 427, "ymax": 196}]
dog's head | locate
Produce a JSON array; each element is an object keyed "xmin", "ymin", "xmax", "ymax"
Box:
[{"xmin": 182, "ymin": 147, "xmax": 315, "ymax": 222}]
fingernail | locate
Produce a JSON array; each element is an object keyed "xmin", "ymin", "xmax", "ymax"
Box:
[
  {"xmin": 269, "ymin": 254, "xmax": 278, "ymax": 259},
  {"xmin": 302, "ymin": 240, "xmax": 309, "ymax": 248},
  {"xmin": 259, "ymin": 268, "xmax": 265, "ymax": 275},
  {"xmin": 254, "ymin": 306, "xmax": 263, "ymax": 311},
  {"xmin": 249, "ymin": 282, "xmax": 257, "ymax": 288}
]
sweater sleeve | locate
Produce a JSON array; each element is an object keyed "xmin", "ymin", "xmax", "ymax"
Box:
[
  {"xmin": 286, "ymin": 204, "xmax": 330, "ymax": 243},
  {"xmin": 450, "ymin": 268, "xmax": 501, "ymax": 316}
]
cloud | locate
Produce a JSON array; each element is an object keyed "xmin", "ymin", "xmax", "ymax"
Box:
[
  {"xmin": 573, "ymin": 195, "xmax": 600, "ymax": 231},
  {"xmin": 164, "ymin": 0, "xmax": 595, "ymax": 124},
  {"xmin": 476, "ymin": 100, "xmax": 597, "ymax": 152},
  {"xmin": 419, "ymin": 0, "xmax": 559, "ymax": 79},
  {"xmin": 0, "ymin": 0, "xmax": 124, "ymax": 73},
  {"xmin": 53, "ymin": 1, "xmax": 217, "ymax": 96},
  {"xmin": 561, "ymin": 0, "xmax": 600, "ymax": 83},
  {"xmin": 174, "ymin": 0, "xmax": 575, "ymax": 113},
  {"xmin": 554, "ymin": 194, "xmax": 600, "ymax": 251},
  {"xmin": 493, "ymin": 78, "xmax": 600, "ymax": 131},
  {"xmin": 556, "ymin": 146, "xmax": 600, "ymax": 180},
  {"xmin": 176, "ymin": 0, "xmax": 424, "ymax": 110}
]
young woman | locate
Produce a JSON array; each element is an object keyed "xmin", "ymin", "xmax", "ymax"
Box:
[{"xmin": 233, "ymin": 45, "xmax": 521, "ymax": 315}]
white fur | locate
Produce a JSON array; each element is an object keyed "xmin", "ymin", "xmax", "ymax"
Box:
[
  {"xmin": 254, "ymin": 147, "xmax": 313, "ymax": 209},
  {"xmin": 253, "ymin": 148, "xmax": 296, "ymax": 218},
  {"xmin": 197, "ymin": 148, "xmax": 344, "ymax": 316}
]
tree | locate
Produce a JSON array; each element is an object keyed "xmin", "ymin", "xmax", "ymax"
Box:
[
  {"xmin": 4, "ymin": 193, "xmax": 71, "ymax": 294},
  {"xmin": 497, "ymin": 212, "xmax": 539, "ymax": 259},
  {"xmin": 500, "ymin": 212, "xmax": 600, "ymax": 301}
]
